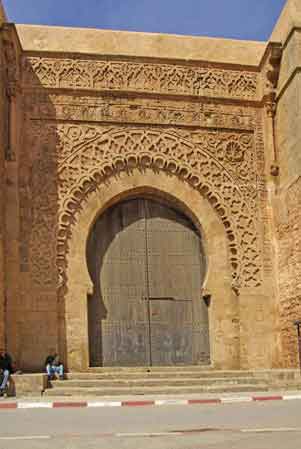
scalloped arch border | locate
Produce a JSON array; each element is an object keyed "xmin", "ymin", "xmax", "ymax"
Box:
[
  {"xmin": 56, "ymin": 127, "xmax": 262, "ymax": 294},
  {"xmin": 58, "ymin": 171, "xmax": 239, "ymax": 295}
]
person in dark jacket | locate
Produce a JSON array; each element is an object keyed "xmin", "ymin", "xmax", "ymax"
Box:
[
  {"xmin": 0, "ymin": 348, "xmax": 13, "ymax": 396},
  {"xmin": 45, "ymin": 353, "xmax": 64, "ymax": 381}
]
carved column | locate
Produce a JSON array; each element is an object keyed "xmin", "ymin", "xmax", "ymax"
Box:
[
  {"xmin": 259, "ymin": 43, "xmax": 283, "ymax": 368},
  {"xmin": 1, "ymin": 24, "xmax": 22, "ymax": 359}
]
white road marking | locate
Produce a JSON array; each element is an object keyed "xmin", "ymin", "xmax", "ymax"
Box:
[
  {"xmin": 0, "ymin": 436, "xmax": 51, "ymax": 440},
  {"xmin": 87, "ymin": 401, "xmax": 122, "ymax": 407},
  {"xmin": 221, "ymin": 397, "xmax": 252, "ymax": 403},
  {"xmin": 283, "ymin": 395, "xmax": 301, "ymax": 401},
  {"xmin": 18, "ymin": 402, "xmax": 52, "ymax": 409},
  {"xmin": 88, "ymin": 402, "xmax": 109, "ymax": 407},
  {"xmin": 155, "ymin": 400, "xmax": 188, "ymax": 406}
]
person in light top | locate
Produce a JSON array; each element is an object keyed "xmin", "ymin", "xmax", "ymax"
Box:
[{"xmin": 45, "ymin": 353, "xmax": 64, "ymax": 381}]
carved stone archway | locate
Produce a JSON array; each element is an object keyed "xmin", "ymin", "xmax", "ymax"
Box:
[
  {"xmin": 47, "ymin": 125, "xmax": 264, "ymax": 370},
  {"xmin": 56, "ymin": 126, "xmax": 262, "ymax": 298},
  {"xmin": 61, "ymin": 168, "xmax": 239, "ymax": 371}
]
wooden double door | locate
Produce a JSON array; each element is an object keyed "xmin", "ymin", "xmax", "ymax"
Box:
[{"xmin": 87, "ymin": 198, "xmax": 209, "ymax": 366}]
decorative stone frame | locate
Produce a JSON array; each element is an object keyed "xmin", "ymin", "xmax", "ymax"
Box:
[
  {"xmin": 64, "ymin": 168, "xmax": 239, "ymax": 371},
  {"xmin": 56, "ymin": 125, "xmax": 262, "ymax": 295}
]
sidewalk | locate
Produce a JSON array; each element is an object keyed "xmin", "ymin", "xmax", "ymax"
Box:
[{"xmin": 1, "ymin": 390, "xmax": 301, "ymax": 409}]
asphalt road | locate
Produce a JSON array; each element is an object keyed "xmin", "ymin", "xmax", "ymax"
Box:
[{"xmin": 0, "ymin": 399, "xmax": 301, "ymax": 448}]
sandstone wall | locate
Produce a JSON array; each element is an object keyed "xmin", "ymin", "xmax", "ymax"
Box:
[
  {"xmin": 17, "ymin": 93, "xmax": 59, "ymax": 371},
  {"xmin": 0, "ymin": 16, "xmax": 286, "ymax": 371},
  {"xmin": 271, "ymin": 0, "xmax": 301, "ymax": 367},
  {"xmin": 0, "ymin": 24, "xmax": 32, "ymax": 368},
  {"xmin": 15, "ymin": 32, "xmax": 279, "ymax": 370},
  {"xmin": 4, "ymin": 28, "xmax": 59, "ymax": 371},
  {"xmin": 0, "ymin": 6, "xmax": 7, "ymax": 350}
]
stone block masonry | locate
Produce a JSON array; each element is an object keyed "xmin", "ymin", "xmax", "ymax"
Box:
[{"xmin": 0, "ymin": 0, "xmax": 300, "ymax": 372}]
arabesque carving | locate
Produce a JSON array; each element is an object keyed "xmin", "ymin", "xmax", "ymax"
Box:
[
  {"xmin": 22, "ymin": 56, "xmax": 259, "ymax": 100},
  {"xmin": 29, "ymin": 124, "xmax": 261, "ymax": 293},
  {"xmin": 25, "ymin": 94, "xmax": 256, "ymax": 130}
]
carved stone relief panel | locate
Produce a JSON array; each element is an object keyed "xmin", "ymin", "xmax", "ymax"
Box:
[
  {"xmin": 22, "ymin": 56, "xmax": 260, "ymax": 100},
  {"xmin": 24, "ymin": 93, "xmax": 257, "ymax": 130},
  {"xmin": 254, "ymin": 110, "xmax": 273, "ymax": 278},
  {"xmin": 21, "ymin": 120, "xmax": 59, "ymax": 289},
  {"xmin": 26, "ymin": 121, "xmax": 263, "ymax": 293}
]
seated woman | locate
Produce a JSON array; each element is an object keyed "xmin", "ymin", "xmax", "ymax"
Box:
[
  {"xmin": 45, "ymin": 353, "xmax": 64, "ymax": 381},
  {"xmin": 0, "ymin": 348, "xmax": 14, "ymax": 396}
]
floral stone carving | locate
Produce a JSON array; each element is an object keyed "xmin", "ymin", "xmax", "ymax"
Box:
[{"xmin": 22, "ymin": 56, "xmax": 259, "ymax": 100}]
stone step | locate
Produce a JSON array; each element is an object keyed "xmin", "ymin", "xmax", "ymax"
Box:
[
  {"xmin": 66, "ymin": 370, "xmax": 300, "ymax": 381},
  {"xmin": 67, "ymin": 371, "xmax": 258, "ymax": 381},
  {"xmin": 44, "ymin": 383, "xmax": 272, "ymax": 397},
  {"xmin": 87, "ymin": 367, "xmax": 299, "ymax": 374},
  {"xmin": 52, "ymin": 377, "xmax": 270, "ymax": 388},
  {"xmin": 43, "ymin": 369, "xmax": 301, "ymax": 397},
  {"xmin": 87, "ymin": 365, "xmax": 213, "ymax": 372}
]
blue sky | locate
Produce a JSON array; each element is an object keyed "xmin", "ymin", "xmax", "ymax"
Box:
[{"xmin": 3, "ymin": 0, "xmax": 286, "ymax": 41}]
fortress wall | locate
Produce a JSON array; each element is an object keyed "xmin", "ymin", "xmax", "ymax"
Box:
[{"xmin": 271, "ymin": 0, "xmax": 301, "ymax": 366}]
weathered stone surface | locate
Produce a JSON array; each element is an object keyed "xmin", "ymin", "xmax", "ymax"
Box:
[
  {"xmin": 0, "ymin": 12, "xmax": 6, "ymax": 351},
  {"xmin": 0, "ymin": 0, "xmax": 300, "ymax": 372},
  {"xmin": 17, "ymin": 24, "xmax": 266, "ymax": 66},
  {"xmin": 9, "ymin": 374, "xmax": 47, "ymax": 397},
  {"xmin": 270, "ymin": 0, "xmax": 301, "ymax": 368},
  {"xmin": 275, "ymin": 179, "xmax": 301, "ymax": 367},
  {"xmin": 271, "ymin": 0, "xmax": 301, "ymax": 43}
]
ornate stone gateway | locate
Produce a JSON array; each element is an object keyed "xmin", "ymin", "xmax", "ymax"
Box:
[
  {"xmin": 87, "ymin": 198, "xmax": 209, "ymax": 366},
  {"xmin": 3, "ymin": 5, "xmax": 297, "ymax": 372}
]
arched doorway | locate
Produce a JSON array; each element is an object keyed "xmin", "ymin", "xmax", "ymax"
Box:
[{"xmin": 87, "ymin": 196, "xmax": 210, "ymax": 366}]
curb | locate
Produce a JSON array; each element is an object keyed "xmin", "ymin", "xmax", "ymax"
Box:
[{"xmin": 1, "ymin": 394, "xmax": 301, "ymax": 409}]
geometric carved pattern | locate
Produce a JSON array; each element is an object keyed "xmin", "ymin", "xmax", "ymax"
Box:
[
  {"xmin": 30, "ymin": 146, "xmax": 58, "ymax": 288},
  {"xmin": 20, "ymin": 124, "xmax": 58, "ymax": 289},
  {"xmin": 47, "ymin": 125, "xmax": 262, "ymax": 292},
  {"xmin": 22, "ymin": 56, "xmax": 259, "ymax": 100}
]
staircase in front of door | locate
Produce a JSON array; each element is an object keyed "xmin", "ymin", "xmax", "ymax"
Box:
[{"xmin": 44, "ymin": 366, "xmax": 301, "ymax": 397}]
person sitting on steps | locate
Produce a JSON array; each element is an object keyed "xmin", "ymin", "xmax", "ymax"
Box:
[
  {"xmin": 0, "ymin": 348, "xmax": 14, "ymax": 397},
  {"xmin": 45, "ymin": 353, "xmax": 64, "ymax": 381}
]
